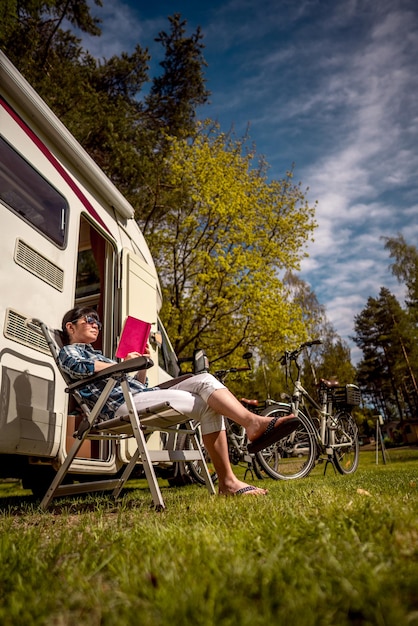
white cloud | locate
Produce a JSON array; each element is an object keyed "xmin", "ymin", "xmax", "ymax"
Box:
[
  {"xmin": 71, "ymin": 0, "xmax": 165, "ymax": 60},
  {"xmin": 282, "ymin": 3, "xmax": 418, "ymax": 363}
]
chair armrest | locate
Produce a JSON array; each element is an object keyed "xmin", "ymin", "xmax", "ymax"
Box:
[{"xmin": 66, "ymin": 356, "xmax": 154, "ymax": 391}]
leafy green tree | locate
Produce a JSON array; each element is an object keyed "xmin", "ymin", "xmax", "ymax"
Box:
[
  {"xmin": 146, "ymin": 123, "xmax": 316, "ymax": 362},
  {"xmin": 283, "ymin": 271, "xmax": 328, "ymax": 340},
  {"xmin": 0, "ymin": 0, "xmax": 102, "ymax": 77},
  {"xmin": 0, "ymin": 0, "xmax": 150, "ymax": 183},
  {"xmin": 134, "ymin": 15, "xmax": 211, "ymax": 232},
  {"xmin": 301, "ymin": 337, "xmax": 356, "ymax": 396},
  {"xmin": 1, "ymin": 4, "xmax": 324, "ymax": 378},
  {"xmin": 1, "ymin": 4, "xmax": 208, "ymax": 225}
]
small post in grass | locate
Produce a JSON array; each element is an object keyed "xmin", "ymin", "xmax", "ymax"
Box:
[{"xmin": 375, "ymin": 414, "xmax": 387, "ymax": 465}]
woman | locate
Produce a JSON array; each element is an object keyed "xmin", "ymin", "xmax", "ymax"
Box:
[{"xmin": 59, "ymin": 307, "xmax": 297, "ymax": 497}]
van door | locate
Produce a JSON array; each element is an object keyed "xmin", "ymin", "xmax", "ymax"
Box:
[
  {"xmin": 67, "ymin": 215, "xmax": 117, "ymax": 465},
  {"xmin": 119, "ymin": 248, "xmax": 161, "ymax": 460},
  {"xmin": 75, "ymin": 216, "xmax": 116, "ymax": 356},
  {"xmin": 120, "ymin": 248, "xmax": 158, "ymax": 336}
]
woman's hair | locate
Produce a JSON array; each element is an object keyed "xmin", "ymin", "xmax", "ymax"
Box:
[{"xmin": 61, "ymin": 306, "xmax": 99, "ymax": 344}]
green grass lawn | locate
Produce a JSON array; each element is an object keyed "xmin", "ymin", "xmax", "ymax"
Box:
[{"xmin": 0, "ymin": 448, "xmax": 417, "ymax": 626}]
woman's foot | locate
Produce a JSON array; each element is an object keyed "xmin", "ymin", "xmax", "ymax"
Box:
[
  {"xmin": 218, "ymin": 478, "xmax": 268, "ymax": 496},
  {"xmin": 246, "ymin": 412, "xmax": 296, "ymax": 443},
  {"xmin": 247, "ymin": 414, "xmax": 299, "ymax": 453}
]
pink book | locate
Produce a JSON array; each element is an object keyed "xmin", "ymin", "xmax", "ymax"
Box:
[{"xmin": 115, "ymin": 316, "xmax": 151, "ymax": 359}]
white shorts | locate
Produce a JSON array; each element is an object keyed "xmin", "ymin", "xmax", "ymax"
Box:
[{"xmin": 115, "ymin": 372, "xmax": 226, "ymax": 435}]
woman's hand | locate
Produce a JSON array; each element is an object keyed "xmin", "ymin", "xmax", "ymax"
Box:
[
  {"xmin": 124, "ymin": 344, "xmax": 151, "ymax": 383},
  {"xmin": 124, "ymin": 351, "xmax": 141, "ymax": 360},
  {"xmin": 124, "ymin": 343, "xmax": 151, "ymax": 361}
]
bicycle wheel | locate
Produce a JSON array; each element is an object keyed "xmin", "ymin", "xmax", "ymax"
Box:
[
  {"xmin": 255, "ymin": 404, "xmax": 317, "ymax": 480},
  {"xmin": 332, "ymin": 411, "xmax": 359, "ymax": 475}
]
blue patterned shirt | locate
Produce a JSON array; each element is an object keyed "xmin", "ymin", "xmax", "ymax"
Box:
[{"xmin": 58, "ymin": 343, "xmax": 154, "ymax": 419}]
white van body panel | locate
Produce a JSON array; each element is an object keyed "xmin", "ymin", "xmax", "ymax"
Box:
[{"xmin": 0, "ymin": 51, "xmax": 177, "ymax": 487}]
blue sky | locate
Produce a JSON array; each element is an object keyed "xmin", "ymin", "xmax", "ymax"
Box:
[{"xmin": 78, "ymin": 0, "xmax": 418, "ymax": 363}]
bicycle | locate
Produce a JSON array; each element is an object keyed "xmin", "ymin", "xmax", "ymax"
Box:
[{"xmin": 255, "ymin": 340, "xmax": 361, "ymax": 480}]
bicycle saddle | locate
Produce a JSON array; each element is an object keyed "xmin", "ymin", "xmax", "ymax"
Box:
[
  {"xmin": 318, "ymin": 378, "xmax": 340, "ymax": 388},
  {"xmin": 241, "ymin": 398, "xmax": 259, "ymax": 406}
]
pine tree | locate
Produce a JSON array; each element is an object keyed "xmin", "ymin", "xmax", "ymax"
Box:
[
  {"xmin": 145, "ymin": 13, "xmax": 209, "ymax": 139},
  {"xmin": 353, "ymin": 288, "xmax": 418, "ymax": 421}
]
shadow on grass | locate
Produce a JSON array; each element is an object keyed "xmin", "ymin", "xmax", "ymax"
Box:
[{"xmin": 0, "ymin": 478, "xmax": 170, "ymax": 516}]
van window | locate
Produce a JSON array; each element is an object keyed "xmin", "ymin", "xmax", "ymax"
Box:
[{"xmin": 0, "ymin": 136, "xmax": 68, "ymax": 247}]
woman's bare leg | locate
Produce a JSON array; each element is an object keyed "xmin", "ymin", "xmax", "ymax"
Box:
[
  {"xmin": 202, "ymin": 430, "xmax": 267, "ymax": 496},
  {"xmin": 207, "ymin": 388, "xmax": 294, "ymax": 442}
]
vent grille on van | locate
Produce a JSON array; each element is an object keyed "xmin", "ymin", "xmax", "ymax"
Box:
[
  {"xmin": 4, "ymin": 309, "xmax": 50, "ymax": 355},
  {"xmin": 14, "ymin": 239, "xmax": 64, "ymax": 291}
]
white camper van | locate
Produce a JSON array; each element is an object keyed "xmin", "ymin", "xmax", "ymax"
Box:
[{"xmin": 0, "ymin": 51, "xmax": 182, "ymax": 494}]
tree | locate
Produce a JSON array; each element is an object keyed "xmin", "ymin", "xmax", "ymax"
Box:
[
  {"xmin": 0, "ymin": 0, "xmax": 102, "ymax": 76},
  {"xmin": 146, "ymin": 123, "xmax": 316, "ymax": 362},
  {"xmin": 283, "ymin": 271, "xmax": 328, "ymax": 340},
  {"xmin": 1, "ymin": 5, "xmax": 209, "ymax": 227},
  {"xmin": 383, "ymin": 234, "xmax": 418, "ymax": 325},
  {"xmin": 145, "ymin": 13, "xmax": 209, "ymax": 139},
  {"xmin": 135, "ymin": 14, "xmax": 211, "ymax": 232},
  {"xmin": 353, "ymin": 287, "xmax": 418, "ymax": 421},
  {"xmin": 1, "ymin": 5, "xmax": 324, "ymax": 376},
  {"xmin": 0, "ymin": 1, "xmax": 151, "ymax": 180},
  {"xmin": 257, "ymin": 271, "xmax": 356, "ymax": 401}
]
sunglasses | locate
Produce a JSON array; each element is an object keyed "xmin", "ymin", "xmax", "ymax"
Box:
[{"xmin": 72, "ymin": 314, "xmax": 102, "ymax": 330}]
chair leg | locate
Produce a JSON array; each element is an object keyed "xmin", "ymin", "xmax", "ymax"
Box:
[
  {"xmin": 40, "ymin": 375, "xmax": 213, "ymax": 510},
  {"xmin": 120, "ymin": 380, "xmax": 166, "ymax": 509},
  {"xmin": 40, "ymin": 434, "xmax": 88, "ymax": 509},
  {"xmin": 40, "ymin": 378, "xmax": 118, "ymax": 510},
  {"xmin": 186, "ymin": 420, "xmax": 216, "ymax": 495},
  {"xmin": 111, "ymin": 448, "xmax": 140, "ymax": 499}
]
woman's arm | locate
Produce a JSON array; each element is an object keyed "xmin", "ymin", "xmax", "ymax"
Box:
[
  {"xmin": 94, "ymin": 360, "xmax": 114, "ymax": 373},
  {"xmin": 124, "ymin": 343, "xmax": 151, "ymax": 384},
  {"xmin": 58, "ymin": 344, "xmax": 115, "ymax": 380}
]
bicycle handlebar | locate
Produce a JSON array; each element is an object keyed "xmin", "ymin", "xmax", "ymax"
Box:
[
  {"xmin": 279, "ymin": 339, "xmax": 322, "ymax": 365},
  {"xmin": 214, "ymin": 365, "xmax": 252, "ymax": 384},
  {"xmin": 215, "ymin": 365, "xmax": 251, "ymax": 378}
]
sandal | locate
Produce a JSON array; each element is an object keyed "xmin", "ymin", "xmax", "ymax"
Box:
[
  {"xmin": 247, "ymin": 415, "xmax": 299, "ymax": 453},
  {"xmin": 234, "ymin": 485, "xmax": 266, "ymax": 496}
]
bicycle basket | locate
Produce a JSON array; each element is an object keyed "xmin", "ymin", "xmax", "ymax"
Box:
[{"xmin": 333, "ymin": 384, "xmax": 361, "ymax": 408}]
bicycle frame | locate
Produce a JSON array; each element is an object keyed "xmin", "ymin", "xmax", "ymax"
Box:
[
  {"xmin": 292, "ymin": 379, "xmax": 350, "ymax": 459},
  {"xmin": 283, "ymin": 341, "xmax": 360, "ymax": 473}
]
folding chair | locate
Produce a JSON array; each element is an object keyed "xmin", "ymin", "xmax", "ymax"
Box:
[{"xmin": 26, "ymin": 319, "xmax": 216, "ymax": 510}]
